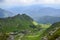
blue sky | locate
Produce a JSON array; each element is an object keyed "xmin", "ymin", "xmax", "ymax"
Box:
[{"xmin": 0, "ymin": 0, "xmax": 60, "ymax": 9}]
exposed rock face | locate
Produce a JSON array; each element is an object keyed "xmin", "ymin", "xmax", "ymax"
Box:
[
  {"xmin": 42, "ymin": 28, "xmax": 60, "ymax": 40},
  {"xmin": 7, "ymin": 32, "xmax": 25, "ymax": 40},
  {"xmin": 41, "ymin": 36, "xmax": 48, "ymax": 40},
  {"xmin": 7, "ymin": 32, "xmax": 15, "ymax": 40},
  {"xmin": 7, "ymin": 35, "xmax": 14, "ymax": 40},
  {"xmin": 56, "ymin": 37, "xmax": 60, "ymax": 40}
]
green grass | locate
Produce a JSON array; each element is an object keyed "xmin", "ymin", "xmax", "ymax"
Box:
[
  {"xmin": 32, "ymin": 21, "xmax": 38, "ymax": 25},
  {"xmin": 40, "ymin": 24, "xmax": 51, "ymax": 28},
  {"xmin": 17, "ymin": 23, "xmax": 51, "ymax": 40},
  {"xmin": 21, "ymin": 31, "xmax": 41, "ymax": 40}
]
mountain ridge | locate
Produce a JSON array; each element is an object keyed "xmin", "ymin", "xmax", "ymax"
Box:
[
  {"xmin": 36, "ymin": 16, "xmax": 60, "ymax": 24},
  {"xmin": 0, "ymin": 8, "xmax": 15, "ymax": 18},
  {"xmin": 9, "ymin": 6, "xmax": 60, "ymax": 18}
]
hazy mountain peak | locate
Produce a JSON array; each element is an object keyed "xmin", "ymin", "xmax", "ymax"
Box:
[{"xmin": 0, "ymin": 8, "xmax": 14, "ymax": 18}]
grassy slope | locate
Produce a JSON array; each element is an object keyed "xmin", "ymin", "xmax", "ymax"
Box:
[
  {"xmin": 0, "ymin": 14, "xmax": 37, "ymax": 40},
  {"xmin": 41, "ymin": 22, "xmax": 60, "ymax": 40},
  {"xmin": 20, "ymin": 22, "xmax": 51, "ymax": 40},
  {"xmin": 0, "ymin": 14, "xmax": 33, "ymax": 33}
]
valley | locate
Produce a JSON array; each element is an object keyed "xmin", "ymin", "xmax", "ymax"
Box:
[
  {"xmin": 0, "ymin": 8, "xmax": 60, "ymax": 40},
  {"xmin": 0, "ymin": 13, "xmax": 51, "ymax": 40}
]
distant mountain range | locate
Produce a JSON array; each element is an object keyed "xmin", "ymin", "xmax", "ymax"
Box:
[
  {"xmin": 36, "ymin": 16, "xmax": 60, "ymax": 24},
  {"xmin": 0, "ymin": 8, "xmax": 15, "ymax": 18},
  {"xmin": 9, "ymin": 5, "xmax": 60, "ymax": 24},
  {"xmin": 9, "ymin": 5, "xmax": 60, "ymax": 18},
  {"xmin": 1, "ymin": 6, "xmax": 60, "ymax": 24}
]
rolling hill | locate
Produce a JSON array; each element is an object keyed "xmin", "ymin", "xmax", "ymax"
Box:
[{"xmin": 0, "ymin": 14, "xmax": 35, "ymax": 33}]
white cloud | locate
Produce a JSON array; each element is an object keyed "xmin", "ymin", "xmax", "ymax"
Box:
[
  {"xmin": 0, "ymin": 0, "xmax": 35, "ymax": 6},
  {"xmin": 0, "ymin": 0, "xmax": 60, "ymax": 8},
  {"xmin": 35, "ymin": 0, "xmax": 58, "ymax": 4}
]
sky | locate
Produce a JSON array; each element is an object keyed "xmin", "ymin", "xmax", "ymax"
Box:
[
  {"xmin": 0, "ymin": 0, "xmax": 60, "ymax": 9},
  {"xmin": 0, "ymin": 0, "xmax": 60, "ymax": 18}
]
